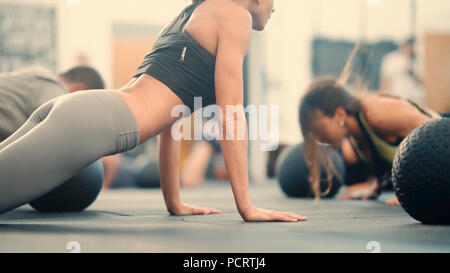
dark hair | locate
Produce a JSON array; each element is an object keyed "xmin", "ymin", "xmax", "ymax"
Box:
[
  {"xmin": 59, "ymin": 66, "xmax": 105, "ymax": 90},
  {"xmin": 299, "ymin": 77, "xmax": 361, "ymax": 199},
  {"xmin": 299, "ymin": 78, "xmax": 360, "ymax": 139},
  {"xmin": 192, "ymin": 0, "xmax": 205, "ymax": 4}
]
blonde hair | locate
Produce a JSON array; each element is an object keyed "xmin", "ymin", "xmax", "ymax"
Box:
[{"xmin": 300, "ymin": 79, "xmax": 360, "ymax": 199}]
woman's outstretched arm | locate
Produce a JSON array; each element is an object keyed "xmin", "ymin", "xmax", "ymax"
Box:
[
  {"xmin": 214, "ymin": 9, "xmax": 305, "ymax": 222},
  {"xmin": 159, "ymin": 126, "xmax": 221, "ymax": 215},
  {"xmin": 158, "ymin": 128, "xmax": 182, "ymax": 211}
]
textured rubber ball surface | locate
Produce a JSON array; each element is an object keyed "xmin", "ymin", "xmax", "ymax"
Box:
[
  {"xmin": 277, "ymin": 143, "xmax": 344, "ymax": 198},
  {"xmin": 392, "ymin": 118, "xmax": 450, "ymax": 224},
  {"xmin": 30, "ymin": 160, "xmax": 104, "ymax": 213}
]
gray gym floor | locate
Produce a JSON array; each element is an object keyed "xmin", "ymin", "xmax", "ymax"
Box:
[{"xmin": 0, "ymin": 180, "xmax": 449, "ymax": 253}]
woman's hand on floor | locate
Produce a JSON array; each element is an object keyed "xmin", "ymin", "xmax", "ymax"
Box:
[
  {"xmin": 240, "ymin": 206, "xmax": 307, "ymax": 222},
  {"xmin": 168, "ymin": 203, "xmax": 222, "ymax": 216},
  {"xmin": 338, "ymin": 181, "xmax": 380, "ymax": 201}
]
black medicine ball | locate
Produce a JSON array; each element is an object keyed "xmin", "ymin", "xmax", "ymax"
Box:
[
  {"xmin": 392, "ymin": 118, "xmax": 450, "ymax": 224},
  {"xmin": 277, "ymin": 143, "xmax": 344, "ymax": 198},
  {"xmin": 30, "ymin": 160, "xmax": 104, "ymax": 213}
]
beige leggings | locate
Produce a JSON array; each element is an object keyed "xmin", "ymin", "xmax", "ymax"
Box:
[{"xmin": 0, "ymin": 90, "xmax": 140, "ymax": 214}]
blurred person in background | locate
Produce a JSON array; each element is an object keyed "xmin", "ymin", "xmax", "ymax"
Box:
[
  {"xmin": 0, "ymin": 66, "xmax": 127, "ymax": 188},
  {"xmin": 298, "ymin": 77, "xmax": 442, "ymax": 204},
  {"xmin": 102, "ymin": 137, "xmax": 162, "ymax": 189},
  {"xmin": 380, "ymin": 37, "xmax": 426, "ymax": 105},
  {"xmin": 180, "ymin": 118, "xmax": 228, "ymax": 187},
  {"xmin": 0, "ymin": 66, "xmax": 104, "ymax": 141}
]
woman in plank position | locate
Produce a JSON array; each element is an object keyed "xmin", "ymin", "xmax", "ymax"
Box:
[
  {"xmin": 298, "ymin": 77, "xmax": 442, "ymax": 203},
  {"xmin": 0, "ymin": 0, "xmax": 305, "ymax": 222}
]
